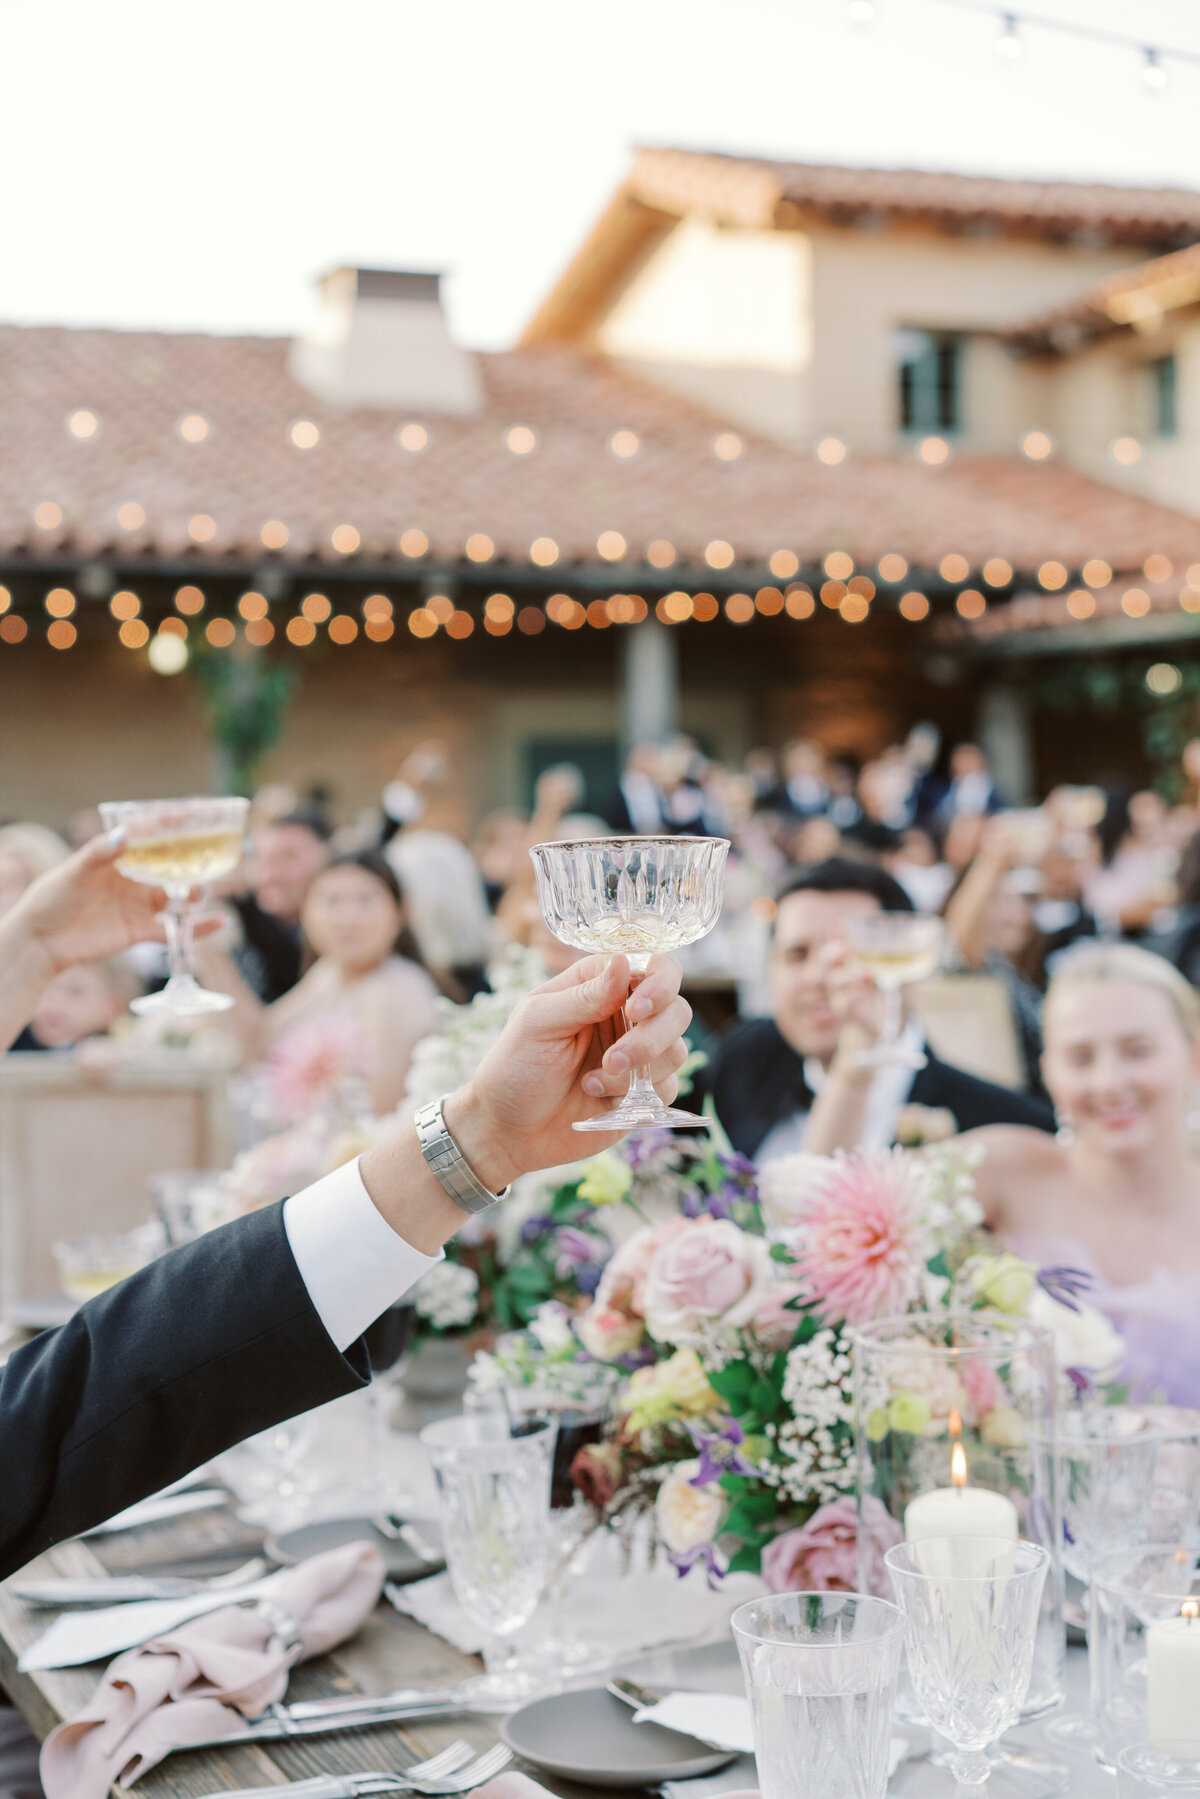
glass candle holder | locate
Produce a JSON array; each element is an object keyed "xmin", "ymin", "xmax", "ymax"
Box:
[
  {"xmin": 731, "ymin": 1592, "xmax": 905, "ymax": 1799},
  {"xmin": 850, "ymin": 1312, "xmax": 1064, "ymax": 1721},
  {"xmin": 1119, "ymin": 1744, "xmax": 1200, "ymax": 1799},
  {"xmin": 1090, "ymin": 1546, "xmax": 1200, "ymax": 1772}
]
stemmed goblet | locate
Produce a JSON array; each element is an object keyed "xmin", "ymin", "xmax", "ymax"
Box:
[
  {"xmin": 99, "ymin": 795, "xmax": 249, "ymax": 1015},
  {"xmin": 886, "ymin": 1537, "xmax": 1050, "ymax": 1795},
  {"xmin": 845, "ymin": 910, "xmax": 944, "ymax": 1069},
  {"xmin": 529, "ymin": 835, "xmax": 729, "ymax": 1131},
  {"xmin": 419, "ymin": 1414, "xmax": 555, "ymax": 1706}
]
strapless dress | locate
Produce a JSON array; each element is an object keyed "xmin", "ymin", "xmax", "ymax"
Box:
[{"xmin": 1006, "ymin": 1230, "xmax": 1200, "ymax": 1408}]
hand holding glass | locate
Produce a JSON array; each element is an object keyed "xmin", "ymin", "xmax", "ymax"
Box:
[
  {"xmin": 845, "ymin": 911, "xmax": 944, "ymax": 1069},
  {"xmin": 529, "ymin": 834, "xmax": 729, "ymax": 1131},
  {"xmin": 99, "ymin": 796, "xmax": 248, "ymax": 1015}
]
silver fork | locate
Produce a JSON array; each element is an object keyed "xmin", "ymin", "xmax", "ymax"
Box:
[{"xmin": 198, "ymin": 1741, "xmax": 512, "ymax": 1799}]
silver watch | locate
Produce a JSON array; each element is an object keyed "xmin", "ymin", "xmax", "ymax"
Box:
[{"xmin": 414, "ymin": 1096, "xmax": 510, "ymax": 1215}]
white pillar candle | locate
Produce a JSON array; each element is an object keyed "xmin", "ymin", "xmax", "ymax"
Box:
[
  {"xmin": 904, "ymin": 1441, "xmax": 1019, "ymax": 1576},
  {"xmin": 1147, "ymin": 1600, "xmax": 1200, "ymax": 1748}
]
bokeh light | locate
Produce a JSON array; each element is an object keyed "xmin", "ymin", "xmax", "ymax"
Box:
[
  {"xmin": 290, "ymin": 419, "xmax": 320, "ymax": 449},
  {"xmin": 1146, "ymin": 663, "xmax": 1182, "ymax": 695},
  {"xmin": 331, "ymin": 524, "xmax": 360, "ymax": 555},
  {"xmin": 940, "ymin": 554, "xmax": 969, "ymax": 583},
  {"xmin": 918, "ymin": 436, "xmax": 950, "ymax": 465},
  {"xmin": 119, "ymin": 619, "xmax": 150, "ymax": 649},
  {"xmin": 785, "ymin": 585, "xmax": 815, "ymax": 619},
  {"xmin": 205, "ymin": 618, "xmax": 236, "ymax": 647},
  {"xmin": 1145, "ymin": 554, "xmax": 1173, "ymax": 583},
  {"xmin": 647, "ymin": 540, "xmax": 676, "ymax": 568},
  {"xmin": 982, "ymin": 558, "xmax": 1013, "ymax": 587},
  {"xmin": 67, "ymin": 409, "xmax": 98, "ymax": 439},
  {"xmin": 956, "ymin": 589, "xmax": 986, "ymax": 619},
  {"xmin": 188, "ymin": 513, "xmax": 216, "ymax": 543},
  {"xmin": 35, "ymin": 502, "xmax": 63, "ymax": 529},
  {"xmin": 301, "ymin": 593, "xmax": 332, "ymax": 623},
  {"xmin": 815, "ymin": 437, "xmax": 846, "ymax": 465},
  {"xmin": 769, "ymin": 550, "xmax": 800, "ymax": 580},
  {"xmin": 597, "ymin": 531, "xmax": 627, "ymax": 561},
  {"xmin": 178, "ymin": 413, "xmax": 209, "ymax": 444},
  {"xmin": 712, "ymin": 432, "xmax": 743, "ymax": 462},
  {"xmin": 705, "ymin": 540, "xmax": 734, "ymax": 569},
  {"xmin": 899, "ymin": 591, "xmax": 930, "ymax": 620},
  {"xmin": 609, "ymin": 430, "xmax": 639, "ymax": 458},
  {"xmin": 1122, "ymin": 588, "xmax": 1151, "ymax": 617},
  {"xmin": 175, "ymin": 585, "xmax": 205, "ymax": 614},
  {"xmin": 45, "ymin": 588, "xmax": 75, "ymax": 617},
  {"xmin": 328, "ymin": 614, "xmax": 358, "ymax": 643},
  {"xmin": 505, "ymin": 425, "xmax": 536, "ymax": 455},
  {"xmin": 109, "ymin": 590, "xmax": 140, "ymax": 620},
  {"xmin": 725, "ymin": 593, "xmax": 755, "ymax": 624},
  {"xmin": 148, "ymin": 631, "xmax": 189, "ymax": 672},
  {"xmin": 1082, "ymin": 559, "xmax": 1112, "ymax": 588},
  {"xmin": 878, "ymin": 554, "xmax": 908, "ymax": 583},
  {"xmin": 465, "ymin": 533, "xmax": 495, "ymax": 562},
  {"xmin": 397, "ymin": 422, "xmax": 428, "ymax": 452},
  {"xmin": 1066, "ymin": 589, "xmax": 1096, "ymax": 619},
  {"xmin": 238, "ymin": 592, "xmax": 269, "ymax": 621},
  {"xmin": 530, "ymin": 537, "xmax": 559, "ymax": 566},
  {"xmin": 47, "ymin": 620, "xmax": 77, "ymax": 649},
  {"xmin": 260, "ymin": 520, "xmax": 289, "ymax": 549},
  {"xmin": 399, "ymin": 528, "xmax": 429, "ymax": 557},
  {"xmin": 1038, "ymin": 561, "xmax": 1068, "ymax": 591}
]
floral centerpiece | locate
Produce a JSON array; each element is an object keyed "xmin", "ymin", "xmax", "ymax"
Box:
[{"xmin": 533, "ymin": 1133, "xmax": 1125, "ymax": 1589}]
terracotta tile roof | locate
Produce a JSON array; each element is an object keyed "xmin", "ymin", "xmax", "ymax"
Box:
[
  {"xmin": 1008, "ymin": 240, "xmax": 1200, "ymax": 352},
  {"xmin": 3, "ymin": 323, "xmax": 1200, "ymax": 583},
  {"xmin": 626, "ymin": 148, "xmax": 1200, "ymax": 248}
]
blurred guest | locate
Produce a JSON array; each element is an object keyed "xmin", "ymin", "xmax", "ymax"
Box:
[
  {"xmin": 9, "ymin": 957, "xmax": 142, "ymax": 1052},
  {"xmin": 959, "ymin": 944, "xmax": 1200, "ymax": 1406},
  {"xmin": 937, "ymin": 742, "xmax": 1003, "ymax": 821},
  {"xmin": 762, "ymin": 738, "xmax": 830, "ymax": 824},
  {"xmin": 198, "ymin": 851, "xmax": 439, "ymax": 1115},
  {"xmin": 386, "ymin": 830, "xmax": 495, "ymax": 1001},
  {"xmin": 247, "ymin": 782, "xmax": 301, "ymax": 832},
  {"xmin": 1148, "ymin": 827, "xmax": 1200, "ymax": 987},
  {"xmin": 744, "ymin": 747, "xmax": 780, "ymax": 805},
  {"xmin": 1085, "ymin": 788, "xmax": 1176, "ymax": 936},
  {"xmin": 606, "ymin": 743, "xmax": 665, "ymax": 835},
  {"xmin": 0, "ymin": 823, "xmax": 70, "ymax": 917},
  {"xmin": 887, "ymin": 823, "xmax": 954, "ymax": 913},
  {"xmin": 825, "ymin": 756, "xmax": 863, "ymax": 831},
  {"xmin": 472, "ymin": 809, "xmax": 530, "ymax": 911},
  {"xmin": 380, "ymin": 741, "xmax": 452, "ymax": 842},
  {"xmin": 859, "ymin": 748, "xmax": 915, "ymax": 830},
  {"xmin": 943, "ymin": 816, "xmax": 1051, "ymax": 1089},
  {"xmin": 691, "ymin": 859, "xmax": 1051, "ymax": 1160},
  {"xmin": 230, "ymin": 811, "xmax": 331, "ymax": 1004}
]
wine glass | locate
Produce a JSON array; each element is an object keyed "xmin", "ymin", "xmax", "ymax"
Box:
[
  {"xmin": 886, "ymin": 1537, "xmax": 1050, "ymax": 1794},
  {"xmin": 419, "ymin": 1413, "xmax": 555, "ymax": 1706},
  {"xmin": 844, "ymin": 910, "xmax": 944, "ymax": 1069},
  {"xmin": 99, "ymin": 796, "xmax": 249, "ymax": 1015},
  {"xmin": 1043, "ymin": 1408, "xmax": 1165, "ymax": 1754},
  {"xmin": 529, "ymin": 834, "xmax": 729, "ymax": 1131}
]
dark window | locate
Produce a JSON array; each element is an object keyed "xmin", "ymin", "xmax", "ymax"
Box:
[
  {"xmin": 1151, "ymin": 354, "xmax": 1177, "ymax": 438},
  {"xmin": 897, "ymin": 329, "xmax": 962, "ymax": 433}
]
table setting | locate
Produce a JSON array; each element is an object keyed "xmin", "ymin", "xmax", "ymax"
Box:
[{"xmin": 4, "ymin": 831, "xmax": 1200, "ymax": 1799}]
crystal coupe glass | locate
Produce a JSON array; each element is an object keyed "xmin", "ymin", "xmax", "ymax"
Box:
[
  {"xmin": 845, "ymin": 910, "xmax": 945, "ymax": 1069},
  {"xmin": 886, "ymin": 1537, "xmax": 1050, "ymax": 1794},
  {"xmin": 529, "ymin": 834, "xmax": 729, "ymax": 1131},
  {"xmin": 100, "ymin": 795, "xmax": 249, "ymax": 1015}
]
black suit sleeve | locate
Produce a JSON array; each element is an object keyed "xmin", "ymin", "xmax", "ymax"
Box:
[{"xmin": 0, "ymin": 1202, "xmax": 368, "ymax": 1580}]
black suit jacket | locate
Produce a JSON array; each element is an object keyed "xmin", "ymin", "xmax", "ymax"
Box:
[
  {"xmin": 690, "ymin": 1017, "xmax": 1054, "ymax": 1161},
  {"xmin": 0, "ymin": 1202, "xmax": 366, "ymax": 1581}
]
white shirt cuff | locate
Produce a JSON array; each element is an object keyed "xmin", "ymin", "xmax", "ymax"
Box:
[{"xmin": 282, "ymin": 1157, "xmax": 442, "ymax": 1354}]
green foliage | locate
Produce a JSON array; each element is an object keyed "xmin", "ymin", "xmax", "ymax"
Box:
[
  {"xmin": 1028, "ymin": 652, "xmax": 1200, "ymax": 799},
  {"xmin": 189, "ymin": 646, "xmax": 298, "ymax": 795}
]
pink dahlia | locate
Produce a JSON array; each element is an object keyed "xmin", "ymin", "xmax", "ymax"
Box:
[
  {"xmin": 266, "ymin": 1015, "xmax": 369, "ymax": 1122},
  {"xmin": 785, "ymin": 1149, "xmax": 930, "ymax": 1327}
]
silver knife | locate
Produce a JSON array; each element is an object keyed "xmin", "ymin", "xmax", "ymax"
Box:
[
  {"xmin": 162, "ymin": 1688, "xmax": 485, "ymax": 1756},
  {"xmin": 11, "ymin": 1576, "xmax": 212, "ymax": 1606}
]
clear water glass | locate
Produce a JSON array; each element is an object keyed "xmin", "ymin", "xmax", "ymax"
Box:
[
  {"xmin": 731, "ymin": 1592, "xmax": 906, "ymax": 1799},
  {"xmin": 529, "ymin": 834, "xmax": 729, "ymax": 1131},
  {"xmin": 100, "ymin": 795, "xmax": 249, "ymax": 1015},
  {"xmin": 1057, "ymin": 1409, "xmax": 1166, "ymax": 1586},
  {"xmin": 1090, "ymin": 1545, "xmax": 1200, "ymax": 1772},
  {"xmin": 420, "ymin": 1413, "xmax": 555, "ymax": 1704},
  {"xmin": 1118, "ymin": 1744, "xmax": 1200, "ymax": 1799},
  {"xmin": 886, "ymin": 1537, "xmax": 1050, "ymax": 1790}
]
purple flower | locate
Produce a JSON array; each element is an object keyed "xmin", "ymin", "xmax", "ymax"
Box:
[
  {"xmin": 686, "ymin": 1418, "xmax": 757, "ymax": 1486},
  {"xmin": 1065, "ymin": 1366, "xmax": 1095, "ymax": 1395},
  {"xmin": 574, "ymin": 1262, "xmax": 603, "ymax": 1296},
  {"xmin": 1037, "ymin": 1266, "xmax": 1093, "ymax": 1314},
  {"xmin": 669, "ymin": 1543, "xmax": 727, "ymax": 1589},
  {"xmin": 520, "ymin": 1214, "xmax": 553, "ymax": 1246},
  {"xmin": 555, "ymin": 1226, "xmax": 598, "ymax": 1268},
  {"xmin": 623, "ymin": 1128, "xmax": 676, "ymax": 1169},
  {"xmin": 680, "ymin": 1189, "xmax": 703, "ymax": 1218}
]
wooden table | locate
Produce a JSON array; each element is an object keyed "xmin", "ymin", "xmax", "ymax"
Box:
[{"xmin": 0, "ymin": 1504, "xmax": 513, "ymax": 1799}]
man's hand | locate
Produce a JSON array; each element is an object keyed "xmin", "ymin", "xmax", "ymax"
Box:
[
  {"xmin": 447, "ymin": 953, "xmax": 692, "ymax": 1189},
  {"xmin": 9, "ymin": 833, "xmax": 218, "ymax": 979},
  {"xmin": 812, "ymin": 938, "xmax": 886, "ymax": 1054}
]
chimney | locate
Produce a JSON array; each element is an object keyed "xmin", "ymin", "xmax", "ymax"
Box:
[{"xmin": 288, "ymin": 267, "xmax": 485, "ymax": 414}]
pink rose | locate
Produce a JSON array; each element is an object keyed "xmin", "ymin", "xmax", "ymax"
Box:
[
  {"xmin": 643, "ymin": 1220, "xmax": 773, "ymax": 1346},
  {"xmin": 960, "ymin": 1355, "xmax": 1006, "ymax": 1421},
  {"xmin": 596, "ymin": 1216, "xmax": 692, "ymax": 1318},
  {"xmin": 575, "ymin": 1304, "xmax": 645, "ymax": 1361},
  {"xmin": 749, "ymin": 1280, "xmax": 808, "ymax": 1349},
  {"xmin": 761, "ymin": 1496, "xmax": 903, "ymax": 1596}
]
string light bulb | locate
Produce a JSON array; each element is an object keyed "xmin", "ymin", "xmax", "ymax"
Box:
[{"xmin": 1143, "ymin": 48, "xmax": 1167, "ymax": 91}]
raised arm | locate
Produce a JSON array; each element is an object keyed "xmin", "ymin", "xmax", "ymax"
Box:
[{"xmin": 0, "ymin": 951, "xmax": 690, "ymax": 1574}]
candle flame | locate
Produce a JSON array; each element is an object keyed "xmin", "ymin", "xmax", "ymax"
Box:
[
  {"xmin": 951, "ymin": 1441, "xmax": 968, "ymax": 1489},
  {"xmin": 1183, "ymin": 1600, "xmax": 1199, "ymax": 1623},
  {"xmin": 948, "ymin": 1406, "xmax": 962, "ymax": 1440}
]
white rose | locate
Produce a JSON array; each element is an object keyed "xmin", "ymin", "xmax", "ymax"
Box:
[
  {"xmin": 1026, "ymin": 1289, "xmax": 1124, "ymax": 1375},
  {"xmin": 655, "ymin": 1459, "xmax": 729, "ymax": 1554},
  {"xmin": 756, "ymin": 1153, "xmax": 836, "ymax": 1229}
]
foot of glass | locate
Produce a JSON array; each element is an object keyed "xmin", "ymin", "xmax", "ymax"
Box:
[
  {"xmin": 131, "ymin": 976, "xmax": 234, "ymax": 1016},
  {"xmin": 573, "ymin": 1103, "xmax": 708, "ymax": 1133},
  {"xmin": 1043, "ymin": 1713, "xmax": 1097, "ymax": 1756}
]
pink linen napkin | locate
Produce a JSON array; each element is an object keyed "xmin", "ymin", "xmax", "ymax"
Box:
[
  {"xmin": 476, "ymin": 1779, "xmax": 758, "ymax": 1799},
  {"xmin": 41, "ymin": 1540, "xmax": 385, "ymax": 1799}
]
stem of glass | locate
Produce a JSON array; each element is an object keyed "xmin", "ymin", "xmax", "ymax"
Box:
[
  {"xmin": 879, "ymin": 981, "xmax": 903, "ymax": 1052},
  {"xmin": 481, "ymin": 1628, "xmax": 521, "ymax": 1680},
  {"xmin": 162, "ymin": 889, "xmax": 192, "ymax": 985},
  {"xmin": 952, "ymin": 1749, "xmax": 992, "ymax": 1788},
  {"xmin": 619, "ymin": 954, "xmax": 659, "ymax": 1111}
]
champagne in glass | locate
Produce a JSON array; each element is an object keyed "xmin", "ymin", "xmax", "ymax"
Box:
[
  {"xmin": 845, "ymin": 910, "xmax": 944, "ymax": 1069},
  {"xmin": 99, "ymin": 795, "xmax": 249, "ymax": 1016},
  {"xmin": 529, "ymin": 834, "xmax": 729, "ymax": 1131}
]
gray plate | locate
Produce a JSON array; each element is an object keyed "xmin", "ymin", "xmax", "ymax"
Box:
[
  {"xmin": 266, "ymin": 1516, "xmax": 444, "ymax": 1583},
  {"xmin": 501, "ymin": 1686, "xmax": 738, "ymax": 1788}
]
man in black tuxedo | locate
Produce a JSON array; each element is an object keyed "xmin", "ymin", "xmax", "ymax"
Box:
[
  {"xmin": 694, "ymin": 858, "xmax": 1052, "ymax": 1160},
  {"xmin": 0, "ymin": 834, "xmax": 693, "ymax": 1580}
]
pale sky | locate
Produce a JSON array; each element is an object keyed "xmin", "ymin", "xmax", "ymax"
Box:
[{"xmin": 6, "ymin": 0, "xmax": 1200, "ymax": 349}]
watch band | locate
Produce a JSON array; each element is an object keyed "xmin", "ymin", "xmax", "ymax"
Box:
[{"xmin": 414, "ymin": 1096, "xmax": 510, "ymax": 1215}]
